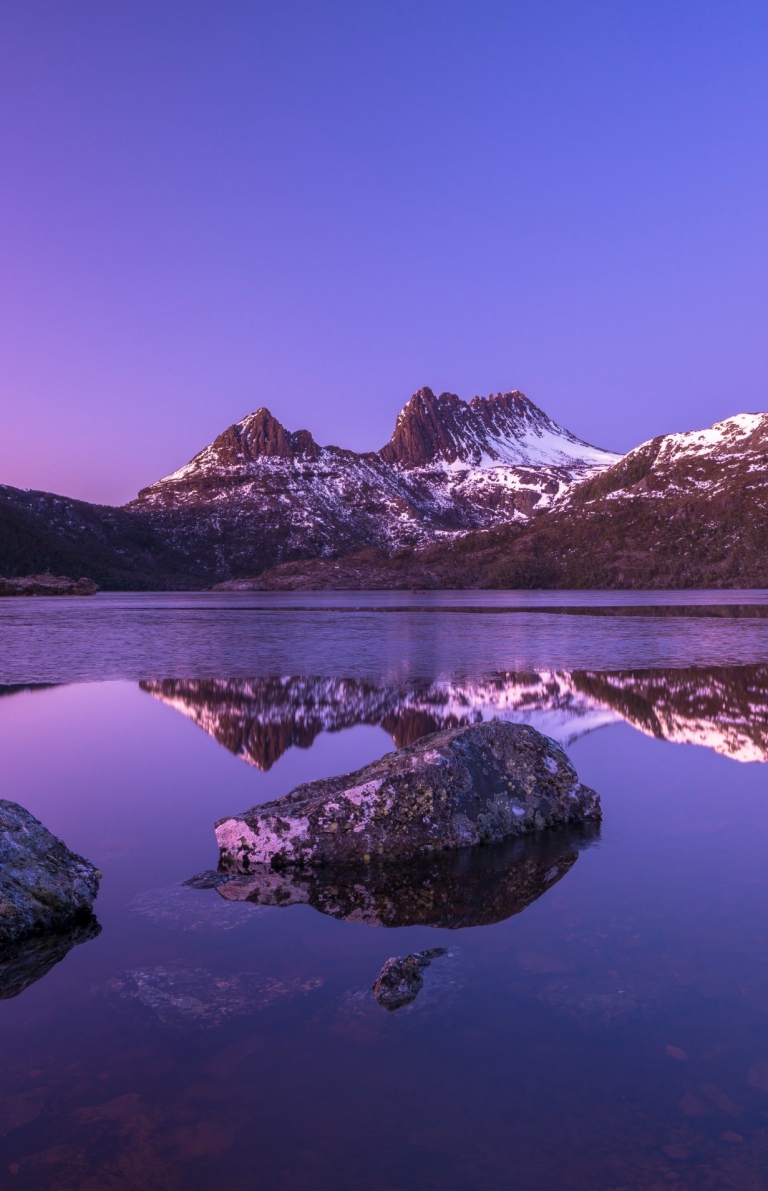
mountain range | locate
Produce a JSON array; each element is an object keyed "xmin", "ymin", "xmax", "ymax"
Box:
[{"xmin": 1, "ymin": 387, "xmax": 766, "ymax": 588}]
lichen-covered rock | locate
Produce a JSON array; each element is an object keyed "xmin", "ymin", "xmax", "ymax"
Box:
[
  {"xmin": 216, "ymin": 721, "xmax": 601, "ymax": 870},
  {"xmin": 372, "ymin": 949, "xmax": 448, "ymax": 1011},
  {"xmin": 207, "ymin": 824, "xmax": 598, "ymax": 928},
  {"xmin": 0, "ymin": 801, "xmax": 101, "ymax": 946}
]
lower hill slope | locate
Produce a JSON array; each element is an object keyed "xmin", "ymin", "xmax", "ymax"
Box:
[{"xmin": 223, "ymin": 463, "xmax": 768, "ymax": 590}]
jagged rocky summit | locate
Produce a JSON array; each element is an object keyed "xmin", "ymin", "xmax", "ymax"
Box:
[
  {"xmin": 0, "ymin": 801, "xmax": 101, "ymax": 947},
  {"xmin": 215, "ymin": 721, "xmax": 601, "ymax": 870},
  {"xmin": 0, "ymin": 386, "xmax": 621, "ymax": 589}
]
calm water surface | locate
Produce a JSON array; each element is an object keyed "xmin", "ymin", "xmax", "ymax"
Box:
[{"xmin": 1, "ymin": 595, "xmax": 768, "ymax": 1189}]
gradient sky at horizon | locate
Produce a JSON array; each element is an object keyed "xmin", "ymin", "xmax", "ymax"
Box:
[{"xmin": 1, "ymin": 1, "xmax": 767, "ymax": 505}]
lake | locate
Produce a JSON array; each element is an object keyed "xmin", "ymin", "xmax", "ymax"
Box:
[{"xmin": 1, "ymin": 593, "xmax": 768, "ymax": 1189}]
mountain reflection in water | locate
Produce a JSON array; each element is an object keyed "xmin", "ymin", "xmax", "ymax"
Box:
[
  {"xmin": 196, "ymin": 825, "xmax": 599, "ymax": 929},
  {"xmin": 142, "ymin": 664, "xmax": 768, "ymax": 767}
]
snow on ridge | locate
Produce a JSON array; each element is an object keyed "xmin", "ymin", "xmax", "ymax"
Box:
[
  {"xmin": 480, "ymin": 418, "xmax": 620, "ymax": 470},
  {"xmin": 659, "ymin": 412, "xmax": 768, "ymax": 458}
]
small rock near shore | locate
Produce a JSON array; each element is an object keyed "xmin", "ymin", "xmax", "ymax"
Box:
[
  {"xmin": 216, "ymin": 720, "xmax": 601, "ymax": 870},
  {"xmin": 373, "ymin": 948, "xmax": 448, "ymax": 1010},
  {"xmin": 0, "ymin": 574, "xmax": 98, "ymax": 597},
  {"xmin": 0, "ymin": 801, "xmax": 101, "ymax": 946}
]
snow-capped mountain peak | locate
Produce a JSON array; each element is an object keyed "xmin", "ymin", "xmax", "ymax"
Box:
[
  {"xmin": 379, "ymin": 387, "xmax": 620, "ymax": 471},
  {"xmin": 161, "ymin": 407, "xmax": 321, "ymax": 484},
  {"xmin": 130, "ymin": 385, "xmax": 622, "ymax": 576}
]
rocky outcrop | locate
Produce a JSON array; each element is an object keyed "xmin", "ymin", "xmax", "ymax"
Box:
[
  {"xmin": 0, "ymin": 801, "xmax": 101, "ymax": 946},
  {"xmin": 0, "ymin": 574, "xmax": 98, "ymax": 596},
  {"xmin": 196, "ymin": 824, "xmax": 597, "ymax": 927},
  {"xmin": 372, "ymin": 948, "xmax": 447, "ymax": 1010},
  {"xmin": 215, "ymin": 721, "xmax": 601, "ymax": 870}
]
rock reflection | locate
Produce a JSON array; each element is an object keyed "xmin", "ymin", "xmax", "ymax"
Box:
[
  {"xmin": 0, "ymin": 917, "xmax": 101, "ymax": 1000},
  {"xmin": 203, "ymin": 825, "xmax": 599, "ymax": 929},
  {"xmin": 142, "ymin": 665, "xmax": 768, "ymax": 766}
]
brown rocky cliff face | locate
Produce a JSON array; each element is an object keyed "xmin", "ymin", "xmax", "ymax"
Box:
[
  {"xmin": 469, "ymin": 390, "xmax": 535, "ymax": 435},
  {"xmin": 379, "ymin": 387, "xmax": 548, "ymax": 468},
  {"xmin": 379, "ymin": 388, "xmax": 473, "ymax": 467}
]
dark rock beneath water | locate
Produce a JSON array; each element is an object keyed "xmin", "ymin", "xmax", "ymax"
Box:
[
  {"xmin": 216, "ymin": 721, "xmax": 600, "ymax": 870},
  {"xmin": 210, "ymin": 825, "xmax": 598, "ymax": 929},
  {"xmin": 184, "ymin": 869, "xmax": 237, "ymax": 890},
  {"xmin": 0, "ymin": 800, "xmax": 101, "ymax": 946},
  {"xmin": 372, "ymin": 948, "xmax": 448, "ymax": 1010},
  {"xmin": 0, "ymin": 918, "xmax": 101, "ymax": 1000},
  {"xmin": 109, "ymin": 964, "xmax": 323, "ymax": 1027}
]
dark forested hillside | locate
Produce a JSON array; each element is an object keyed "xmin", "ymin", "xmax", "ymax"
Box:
[{"xmin": 0, "ymin": 485, "xmax": 206, "ymax": 589}]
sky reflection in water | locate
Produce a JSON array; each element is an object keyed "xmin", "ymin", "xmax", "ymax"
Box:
[{"xmin": 1, "ymin": 604, "xmax": 768, "ymax": 1188}]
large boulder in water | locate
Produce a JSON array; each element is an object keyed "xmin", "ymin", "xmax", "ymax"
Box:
[
  {"xmin": 215, "ymin": 721, "xmax": 601, "ymax": 870},
  {"xmin": 0, "ymin": 801, "xmax": 101, "ymax": 946}
]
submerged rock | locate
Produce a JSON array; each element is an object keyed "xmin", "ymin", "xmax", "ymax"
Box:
[
  {"xmin": 372, "ymin": 948, "xmax": 448, "ymax": 1011},
  {"xmin": 0, "ymin": 918, "xmax": 101, "ymax": 1000},
  {"xmin": 109, "ymin": 965, "xmax": 323, "ymax": 1027},
  {"xmin": 0, "ymin": 800, "xmax": 101, "ymax": 946},
  {"xmin": 216, "ymin": 721, "xmax": 601, "ymax": 870},
  {"xmin": 210, "ymin": 825, "xmax": 599, "ymax": 929}
]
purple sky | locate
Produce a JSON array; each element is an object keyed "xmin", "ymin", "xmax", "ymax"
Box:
[{"xmin": 1, "ymin": 1, "xmax": 767, "ymax": 505}]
